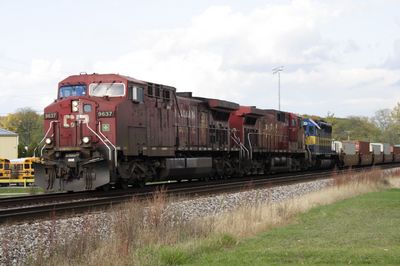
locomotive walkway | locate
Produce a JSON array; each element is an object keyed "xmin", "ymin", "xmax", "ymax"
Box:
[{"xmin": 0, "ymin": 163, "xmax": 399, "ymax": 224}]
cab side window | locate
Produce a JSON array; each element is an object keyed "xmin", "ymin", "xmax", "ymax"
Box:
[{"xmin": 131, "ymin": 86, "xmax": 144, "ymax": 103}]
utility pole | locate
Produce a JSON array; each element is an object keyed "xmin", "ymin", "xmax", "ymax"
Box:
[
  {"xmin": 272, "ymin": 66, "xmax": 284, "ymax": 111},
  {"xmin": 344, "ymin": 130, "xmax": 352, "ymax": 141}
]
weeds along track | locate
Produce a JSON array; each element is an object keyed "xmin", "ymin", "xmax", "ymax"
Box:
[{"xmin": 1, "ymin": 163, "xmax": 399, "ymax": 224}]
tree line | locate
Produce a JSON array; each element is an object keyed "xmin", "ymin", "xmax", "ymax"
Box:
[
  {"xmin": 1, "ymin": 104, "xmax": 399, "ymax": 158},
  {"xmin": 324, "ymin": 103, "xmax": 400, "ymax": 144}
]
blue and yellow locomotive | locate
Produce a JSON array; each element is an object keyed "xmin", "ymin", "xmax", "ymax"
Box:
[{"xmin": 303, "ymin": 118, "xmax": 336, "ymax": 168}]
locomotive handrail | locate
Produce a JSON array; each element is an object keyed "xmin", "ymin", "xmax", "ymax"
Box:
[
  {"xmin": 85, "ymin": 121, "xmax": 113, "ymax": 162},
  {"xmin": 34, "ymin": 120, "xmax": 58, "ymax": 157},
  {"xmin": 247, "ymin": 132, "xmax": 256, "ymax": 160},
  {"xmin": 40, "ymin": 134, "xmax": 55, "ymax": 158},
  {"xmin": 231, "ymin": 135, "xmax": 244, "ymax": 159},
  {"xmin": 231, "ymin": 129, "xmax": 249, "ymax": 160},
  {"xmin": 98, "ymin": 122, "xmax": 118, "ymax": 168}
]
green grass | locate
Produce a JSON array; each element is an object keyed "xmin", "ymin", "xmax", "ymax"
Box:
[
  {"xmin": 0, "ymin": 186, "xmax": 43, "ymax": 196},
  {"xmin": 150, "ymin": 189, "xmax": 400, "ymax": 265}
]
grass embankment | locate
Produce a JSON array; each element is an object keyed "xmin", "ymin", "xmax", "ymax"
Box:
[
  {"xmin": 184, "ymin": 189, "xmax": 400, "ymax": 265},
  {"xmin": 29, "ymin": 169, "xmax": 400, "ymax": 265},
  {"xmin": 0, "ymin": 186, "xmax": 43, "ymax": 197}
]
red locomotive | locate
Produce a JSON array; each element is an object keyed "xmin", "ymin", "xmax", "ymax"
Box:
[{"xmin": 34, "ymin": 73, "xmax": 308, "ymax": 192}]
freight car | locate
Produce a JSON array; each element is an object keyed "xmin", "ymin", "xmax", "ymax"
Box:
[
  {"xmin": 331, "ymin": 140, "xmax": 398, "ymax": 167},
  {"xmin": 33, "ymin": 73, "xmax": 398, "ymax": 192}
]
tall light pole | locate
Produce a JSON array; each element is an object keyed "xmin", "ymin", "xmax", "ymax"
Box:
[
  {"xmin": 272, "ymin": 66, "xmax": 284, "ymax": 111},
  {"xmin": 344, "ymin": 130, "xmax": 352, "ymax": 141}
]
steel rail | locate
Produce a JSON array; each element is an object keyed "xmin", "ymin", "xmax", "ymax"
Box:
[
  {"xmin": 1, "ymin": 163, "xmax": 399, "ymax": 224},
  {"xmin": 0, "ymin": 167, "xmax": 353, "ymax": 208}
]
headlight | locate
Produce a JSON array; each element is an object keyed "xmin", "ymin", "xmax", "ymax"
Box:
[
  {"xmin": 72, "ymin": 100, "xmax": 79, "ymax": 112},
  {"xmin": 82, "ymin": 136, "xmax": 90, "ymax": 144},
  {"xmin": 45, "ymin": 138, "xmax": 52, "ymax": 145}
]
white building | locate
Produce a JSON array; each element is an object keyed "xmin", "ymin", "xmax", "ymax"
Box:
[{"xmin": 0, "ymin": 128, "xmax": 18, "ymax": 159}]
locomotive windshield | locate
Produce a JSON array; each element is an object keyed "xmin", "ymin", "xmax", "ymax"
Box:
[
  {"xmin": 59, "ymin": 85, "xmax": 87, "ymax": 98},
  {"xmin": 89, "ymin": 82, "xmax": 125, "ymax": 97}
]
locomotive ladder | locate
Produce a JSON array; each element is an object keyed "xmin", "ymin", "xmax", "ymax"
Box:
[{"xmin": 85, "ymin": 121, "xmax": 118, "ymax": 168}]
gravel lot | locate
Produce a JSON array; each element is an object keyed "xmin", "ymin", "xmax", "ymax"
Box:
[{"xmin": 0, "ymin": 178, "xmax": 332, "ymax": 265}]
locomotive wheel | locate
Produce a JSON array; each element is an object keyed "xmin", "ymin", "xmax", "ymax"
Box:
[
  {"xmin": 134, "ymin": 179, "xmax": 146, "ymax": 188},
  {"xmin": 117, "ymin": 180, "xmax": 129, "ymax": 190},
  {"xmin": 101, "ymin": 184, "xmax": 111, "ymax": 192},
  {"xmin": 201, "ymin": 175, "xmax": 209, "ymax": 182}
]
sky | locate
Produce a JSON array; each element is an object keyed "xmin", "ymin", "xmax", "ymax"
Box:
[{"xmin": 0, "ymin": 0, "xmax": 399, "ymax": 117}]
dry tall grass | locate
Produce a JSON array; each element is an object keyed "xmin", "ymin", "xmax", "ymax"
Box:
[
  {"xmin": 31, "ymin": 169, "xmax": 400, "ymax": 266},
  {"xmin": 32, "ymin": 187, "xmax": 212, "ymax": 266},
  {"xmin": 213, "ymin": 169, "xmax": 400, "ymax": 238}
]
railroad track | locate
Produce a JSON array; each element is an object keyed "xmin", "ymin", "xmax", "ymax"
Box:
[{"xmin": 1, "ymin": 164, "xmax": 399, "ymax": 224}]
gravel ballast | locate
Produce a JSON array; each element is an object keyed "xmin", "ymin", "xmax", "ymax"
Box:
[{"xmin": 0, "ymin": 178, "xmax": 332, "ymax": 265}]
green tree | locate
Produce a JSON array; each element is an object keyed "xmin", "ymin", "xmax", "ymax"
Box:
[
  {"xmin": 0, "ymin": 116, "xmax": 5, "ymax": 128},
  {"xmin": 330, "ymin": 116, "xmax": 380, "ymax": 142},
  {"xmin": 325, "ymin": 111, "xmax": 337, "ymax": 128},
  {"xmin": 388, "ymin": 103, "xmax": 400, "ymax": 144},
  {"xmin": 371, "ymin": 105, "xmax": 400, "ymax": 144},
  {"xmin": 372, "ymin": 109, "xmax": 392, "ymax": 131},
  {"xmin": 2, "ymin": 108, "xmax": 43, "ymax": 157}
]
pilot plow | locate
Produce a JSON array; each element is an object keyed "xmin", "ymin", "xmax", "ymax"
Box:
[{"xmin": 33, "ymin": 158, "xmax": 110, "ymax": 192}]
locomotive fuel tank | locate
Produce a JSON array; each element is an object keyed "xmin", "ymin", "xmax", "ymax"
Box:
[{"xmin": 159, "ymin": 158, "xmax": 213, "ymax": 179}]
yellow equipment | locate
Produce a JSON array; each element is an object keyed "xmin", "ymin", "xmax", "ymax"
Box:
[
  {"xmin": 0, "ymin": 157, "xmax": 11, "ymax": 179},
  {"xmin": 8, "ymin": 157, "xmax": 38, "ymax": 186}
]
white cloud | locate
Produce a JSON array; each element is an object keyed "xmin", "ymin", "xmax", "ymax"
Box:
[
  {"xmin": 94, "ymin": 2, "xmax": 335, "ymax": 89},
  {"xmin": 90, "ymin": 0, "xmax": 400, "ymax": 117},
  {"xmin": 2, "ymin": 0, "xmax": 399, "ymax": 118},
  {"xmin": 0, "ymin": 59, "xmax": 62, "ymax": 114},
  {"xmin": 384, "ymin": 39, "xmax": 400, "ymax": 69}
]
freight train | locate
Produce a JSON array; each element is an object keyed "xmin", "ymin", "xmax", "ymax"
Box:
[{"xmin": 33, "ymin": 73, "xmax": 400, "ymax": 192}]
